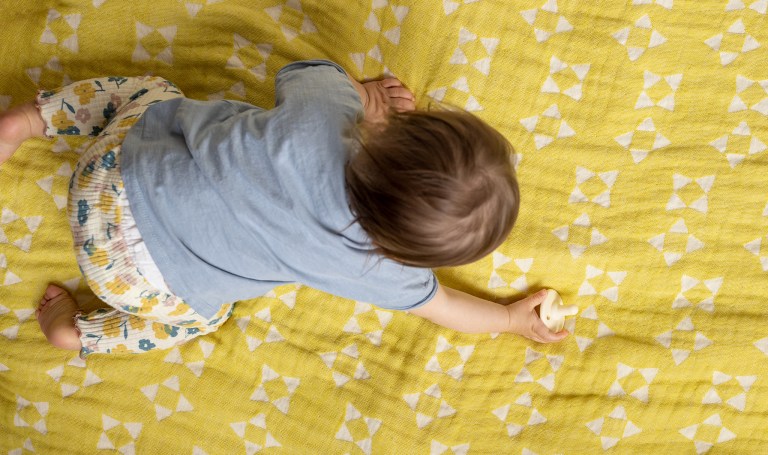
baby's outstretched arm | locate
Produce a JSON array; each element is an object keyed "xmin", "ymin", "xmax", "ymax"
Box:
[
  {"xmin": 347, "ymin": 75, "xmax": 415, "ymax": 124},
  {"xmin": 409, "ymin": 285, "xmax": 569, "ymax": 343}
]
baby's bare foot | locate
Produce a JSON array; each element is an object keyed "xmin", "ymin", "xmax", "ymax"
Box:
[
  {"xmin": 0, "ymin": 102, "xmax": 46, "ymax": 166},
  {"xmin": 36, "ymin": 284, "xmax": 82, "ymax": 351}
]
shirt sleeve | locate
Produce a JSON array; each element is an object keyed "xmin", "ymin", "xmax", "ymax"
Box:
[
  {"xmin": 361, "ymin": 265, "xmax": 439, "ymax": 311},
  {"xmin": 274, "ymin": 60, "xmax": 363, "ymax": 115},
  {"xmin": 397, "ymin": 271, "xmax": 439, "ymax": 311}
]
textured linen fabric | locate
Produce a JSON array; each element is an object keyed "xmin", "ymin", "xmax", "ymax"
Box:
[{"xmin": 120, "ymin": 60, "xmax": 437, "ymax": 318}]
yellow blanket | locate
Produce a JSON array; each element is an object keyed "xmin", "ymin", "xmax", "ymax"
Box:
[{"xmin": 1, "ymin": 1, "xmax": 767, "ymax": 453}]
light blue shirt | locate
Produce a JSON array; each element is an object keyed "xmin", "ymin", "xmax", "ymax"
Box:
[{"xmin": 120, "ymin": 60, "xmax": 437, "ymax": 318}]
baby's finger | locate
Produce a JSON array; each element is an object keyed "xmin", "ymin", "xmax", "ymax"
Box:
[
  {"xmin": 527, "ymin": 289, "xmax": 549, "ymax": 309},
  {"xmin": 542, "ymin": 330, "xmax": 569, "ymax": 343},
  {"xmin": 387, "ymin": 86, "xmax": 415, "ymax": 100},
  {"xmin": 380, "ymin": 78, "xmax": 403, "ymax": 88},
  {"xmin": 533, "ymin": 321, "xmax": 568, "ymax": 343},
  {"xmin": 390, "ymin": 97, "xmax": 416, "ymax": 112}
]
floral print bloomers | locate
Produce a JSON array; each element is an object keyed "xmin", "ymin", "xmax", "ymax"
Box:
[{"xmin": 37, "ymin": 77, "xmax": 233, "ymax": 358}]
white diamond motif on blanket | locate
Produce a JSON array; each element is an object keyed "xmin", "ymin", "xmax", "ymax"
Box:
[
  {"xmin": 319, "ymin": 343, "xmax": 371, "ymax": 387},
  {"xmin": 709, "ymin": 121, "xmax": 766, "ymax": 168},
  {"xmin": 569, "ymin": 167, "xmax": 618, "ymax": 208},
  {"xmin": 607, "ymin": 363, "xmax": 658, "ymax": 403},
  {"xmin": 230, "ymin": 414, "xmax": 282, "ymax": 453},
  {"xmin": 520, "ymin": 104, "xmax": 576, "ymax": 150},
  {"xmin": 428, "ymin": 77, "xmax": 484, "ymax": 112},
  {"xmin": 586, "ymin": 406, "xmax": 642, "ymax": 450},
  {"xmin": 666, "ymin": 174, "xmax": 715, "ymax": 214},
  {"xmin": 40, "ymin": 9, "xmax": 81, "ymax": 53},
  {"xmin": 0, "ymin": 303, "xmax": 33, "ymax": 340},
  {"xmin": 614, "ymin": 117, "xmax": 671, "ymax": 163},
  {"xmin": 492, "ymin": 392, "xmax": 547, "ymax": 438},
  {"xmin": 162, "ymin": 339, "xmax": 216, "ymax": 377},
  {"xmin": 97, "ymin": 414, "xmax": 142, "ymax": 454},
  {"xmin": 343, "ymin": 301, "xmax": 393, "ymax": 346},
  {"xmin": 569, "ymin": 305, "xmax": 615, "ymax": 352},
  {"xmin": 14, "ymin": 395, "xmax": 48, "ymax": 435},
  {"xmin": 364, "ymin": 0, "xmax": 408, "ymax": 44},
  {"xmin": 236, "ymin": 307, "xmax": 286, "ymax": 352},
  {"xmin": 140, "ymin": 376, "xmax": 194, "ymax": 421},
  {"xmin": 425, "ymin": 336, "xmax": 474, "ymax": 380},
  {"xmin": 729, "ymin": 75, "xmax": 768, "ymax": 115},
  {"xmin": 679, "ymin": 414, "xmax": 736, "ymax": 454},
  {"xmin": 488, "ymin": 253, "xmax": 533, "ymax": 291},
  {"xmin": 671, "ymin": 274, "xmax": 723, "ymax": 312},
  {"xmin": 250, "ymin": 365, "xmax": 300, "ymax": 414},
  {"xmin": 655, "ymin": 317, "xmax": 712, "ymax": 365},
  {"xmin": 133, "ymin": 22, "xmax": 176, "ymax": 65},
  {"xmin": 704, "ymin": 19, "xmax": 760, "ymax": 66},
  {"xmin": 46, "ymin": 356, "xmax": 102, "ymax": 398},
  {"xmin": 744, "ymin": 234, "xmax": 768, "ymax": 271},
  {"xmin": 0, "ymin": 208, "xmax": 43, "ymax": 253},
  {"xmin": 520, "ymin": 0, "xmax": 574, "ymax": 43},
  {"xmin": 635, "ymin": 70, "xmax": 682, "ymax": 111},
  {"xmin": 612, "ymin": 14, "xmax": 667, "ymax": 61},
  {"xmin": 265, "ymin": 0, "xmax": 318, "ymax": 42},
  {"xmin": 542, "ymin": 56, "xmax": 590, "ymax": 100},
  {"xmin": 513, "ymin": 347, "xmax": 563, "ymax": 391},
  {"xmin": 578, "ymin": 265, "xmax": 627, "ymax": 302},
  {"xmin": 335, "ymin": 403, "xmax": 382, "ymax": 455},
  {"xmin": 449, "ymin": 27, "xmax": 499, "ymax": 76},
  {"xmin": 552, "ymin": 214, "xmax": 609, "ymax": 258},
  {"xmin": 702, "ymin": 371, "xmax": 757, "ymax": 412},
  {"xmin": 350, "ymin": 45, "xmax": 394, "ymax": 79},
  {"xmin": 226, "ymin": 34, "xmax": 272, "ymax": 82},
  {"xmin": 648, "ymin": 219, "xmax": 705, "ymax": 267},
  {"xmin": 403, "ymin": 384, "xmax": 457, "ymax": 429}
]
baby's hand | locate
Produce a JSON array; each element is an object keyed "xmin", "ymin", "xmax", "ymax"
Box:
[
  {"xmin": 505, "ymin": 290, "xmax": 569, "ymax": 343},
  {"xmin": 360, "ymin": 78, "xmax": 415, "ymax": 124}
]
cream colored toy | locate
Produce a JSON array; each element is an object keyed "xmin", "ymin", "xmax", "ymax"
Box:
[{"xmin": 539, "ymin": 290, "xmax": 578, "ymax": 332}]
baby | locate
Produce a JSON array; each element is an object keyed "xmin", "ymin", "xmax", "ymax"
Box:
[{"xmin": 0, "ymin": 60, "xmax": 568, "ymax": 358}]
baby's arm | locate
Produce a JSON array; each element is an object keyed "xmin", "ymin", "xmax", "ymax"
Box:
[
  {"xmin": 347, "ymin": 75, "xmax": 415, "ymax": 124},
  {"xmin": 409, "ymin": 285, "xmax": 569, "ymax": 343}
]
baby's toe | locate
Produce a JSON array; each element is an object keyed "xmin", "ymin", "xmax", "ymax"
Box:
[{"xmin": 43, "ymin": 284, "xmax": 69, "ymax": 302}]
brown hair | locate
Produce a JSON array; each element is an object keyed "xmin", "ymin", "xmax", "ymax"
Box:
[{"xmin": 345, "ymin": 109, "xmax": 520, "ymax": 268}]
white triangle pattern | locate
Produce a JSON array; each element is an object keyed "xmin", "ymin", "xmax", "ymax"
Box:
[
  {"xmin": 612, "ymin": 15, "xmax": 667, "ymax": 61},
  {"xmin": 520, "ymin": 1, "xmax": 573, "ymax": 43},
  {"xmin": 264, "ymin": 2, "xmax": 318, "ymax": 42},
  {"xmin": 403, "ymin": 384, "xmax": 456, "ymax": 428},
  {"xmin": 585, "ymin": 406, "xmax": 642, "ymax": 448},
  {"xmin": 710, "ymin": 121, "xmax": 767, "ymax": 168},
  {"xmin": 704, "ymin": 19, "xmax": 761, "ymax": 66},
  {"xmin": 666, "ymin": 174, "xmax": 714, "ymax": 213},
  {"xmin": 132, "ymin": 22, "xmax": 176, "ymax": 64},
  {"xmin": 679, "ymin": 414, "xmax": 737, "ymax": 452}
]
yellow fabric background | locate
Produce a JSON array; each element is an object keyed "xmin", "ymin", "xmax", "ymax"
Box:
[{"xmin": 1, "ymin": 0, "xmax": 767, "ymax": 453}]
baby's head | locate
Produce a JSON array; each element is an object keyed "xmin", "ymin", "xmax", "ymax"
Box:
[{"xmin": 346, "ymin": 109, "xmax": 519, "ymax": 268}]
